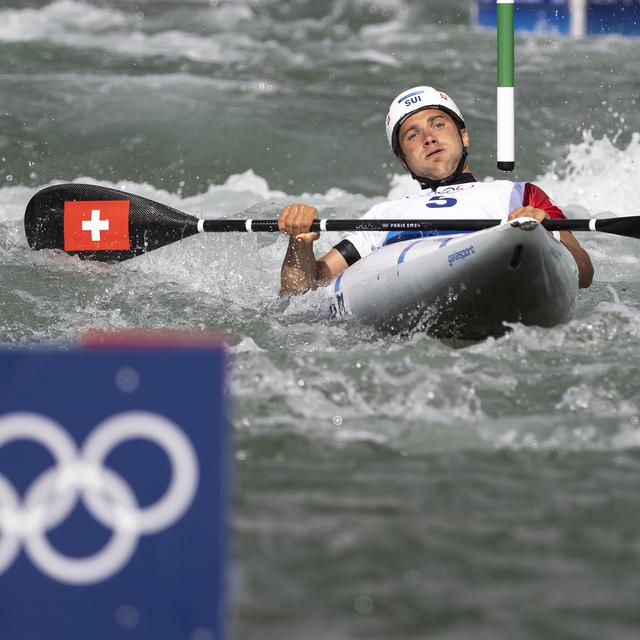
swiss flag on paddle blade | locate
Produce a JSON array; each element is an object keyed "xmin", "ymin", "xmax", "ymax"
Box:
[{"xmin": 64, "ymin": 200, "xmax": 131, "ymax": 251}]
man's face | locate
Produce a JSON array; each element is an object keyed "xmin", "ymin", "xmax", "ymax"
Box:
[{"xmin": 397, "ymin": 108, "xmax": 469, "ymax": 180}]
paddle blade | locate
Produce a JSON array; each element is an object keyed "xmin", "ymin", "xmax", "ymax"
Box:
[
  {"xmin": 595, "ymin": 216, "xmax": 640, "ymax": 239},
  {"xmin": 24, "ymin": 183, "xmax": 200, "ymax": 262}
]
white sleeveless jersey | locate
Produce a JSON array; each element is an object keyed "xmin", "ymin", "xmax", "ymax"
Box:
[{"xmin": 339, "ymin": 180, "xmax": 554, "ymax": 261}]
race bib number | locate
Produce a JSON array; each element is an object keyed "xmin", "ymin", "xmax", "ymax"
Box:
[{"xmin": 426, "ymin": 196, "xmax": 457, "ymax": 209}]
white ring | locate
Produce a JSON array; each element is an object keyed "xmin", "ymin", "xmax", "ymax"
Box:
[
  {"xmin": 24, "ymin": 466, "xmax": 139, "ymax": 585},
  {"xmin": 0, "ymin": 475, "xmax": 21, "ymax": 575},
  {"xmin": 0, "ymin": 413, "xmax": 78, "ymax": 537},
  {"xmin": 0, "ymin": 413, "xmax": 77, "ymax": 464},
  {"xmin": 245, "ymin": 219, "xmax": 253, "ymax": 232},
  {"xmin": 82, "ymin": 412, "xmax": 199, "ymax": 535}
]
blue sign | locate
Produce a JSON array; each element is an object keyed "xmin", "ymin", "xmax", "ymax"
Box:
[
  {"xmin": 0, "ymin": 343, "xmax": 227, "ymax": 640},
  {"xmin": 475, "ymin": 0, "xmax": 640, "ymax": 36},
  {"xmin": 588, "ymin": 0, "xmax": 640, "ymax": 36},
  {"xmin": 476, "ymin": 0, "xmax": 570, "ymax": 34}
]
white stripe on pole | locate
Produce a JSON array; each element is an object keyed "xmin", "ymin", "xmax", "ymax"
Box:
[{"xmin": 497, "ymin": 86, "xmax": 515, "ymax": 163}]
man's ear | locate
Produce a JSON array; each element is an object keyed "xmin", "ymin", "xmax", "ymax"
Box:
[{"xmin": 461, "ymin": 128, "xmax": 470, "ymax": 148}]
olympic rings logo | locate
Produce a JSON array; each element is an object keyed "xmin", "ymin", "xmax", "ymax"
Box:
[{"xmin": 0, "ymin": 411, "xmax": 199, "ymax": 586}]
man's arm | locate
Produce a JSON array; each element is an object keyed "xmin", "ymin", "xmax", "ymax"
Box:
[
  {"xmin": 279, "ymin": 204, "xmax": 348, "ymax": 295},
  {"xmin": 556, "ymin": 230, "xmax": 594, "ymax": 289},
  {"xmin": 508, "ymin": 205, "xmax": 594, "ymax": 289}
]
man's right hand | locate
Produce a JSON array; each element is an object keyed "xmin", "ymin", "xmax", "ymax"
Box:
[{"xmin": 278, "ymin": 204, "xmax": 320, "ymax": 244}]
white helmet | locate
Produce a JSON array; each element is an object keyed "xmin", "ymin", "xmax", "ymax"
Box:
[{"xmin": 385, "ymin": 86, "xmax": 465, "ymax": 156}]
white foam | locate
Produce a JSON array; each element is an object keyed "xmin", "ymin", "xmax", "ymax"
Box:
[
  {"xmin": 537, "ymin": 130, "xmax": 640, "ymax": 217},
  {"xmin": 217, "ymin": 170, "xmax": 286, "ymax": 199},
  {"xmin": 340, "ymin": 49, "xmax": 402, "ymax": 67},
  {"xmin": 229, "ymin": 336, "xmax": 266, "ymax": 354},
  {"xmin": 384, "ymin": 173, "xmax": 418, "ymax": 200},
  {"xmin": 0, "ymin": 185, "xmax": 36, "ymax": 223},
  {"xmin": 0, "ymin": 0, "xmax": 249, "ymax": 64},
  {"xmin": 0, "ymin": 0, "xmax": 414, "ymax": 66},
  {"xmin": 0, "ymin": 0, "xmax": 128, "ymax": 42}
]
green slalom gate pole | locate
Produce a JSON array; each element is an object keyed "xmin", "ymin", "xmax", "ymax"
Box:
[{"xmin": 497, "ymin": 0, "xmax": 515, "ymax": 171}]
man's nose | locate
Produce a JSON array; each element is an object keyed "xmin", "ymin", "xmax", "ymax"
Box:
[{"xmin": 422, "ymin": 131, "xmax": 437, "ymax": 145}]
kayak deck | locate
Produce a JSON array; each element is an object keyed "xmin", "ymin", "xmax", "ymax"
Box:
[{"xmin": 328, "ymin": 218, "xmax": 579, "ymax": 339}]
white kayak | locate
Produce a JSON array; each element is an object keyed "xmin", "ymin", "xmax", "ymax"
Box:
[{"xmin": 327, "ymin": 218, "xmax": 578, "ymax": 339}]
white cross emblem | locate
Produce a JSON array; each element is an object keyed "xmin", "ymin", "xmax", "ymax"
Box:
[{"xmin": 82, "ymin": 209, "xmax": 110, "ymax": 242}]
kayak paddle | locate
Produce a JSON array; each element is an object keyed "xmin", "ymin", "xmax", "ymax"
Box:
[{"xmin": 24, "ymin": 183, "xmax": 640, "ymax": 263}]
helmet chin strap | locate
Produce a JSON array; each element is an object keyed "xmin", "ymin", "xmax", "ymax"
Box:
[{"xmin": 410, "ymin": 148, "xmax": 468, "ymax": 190}]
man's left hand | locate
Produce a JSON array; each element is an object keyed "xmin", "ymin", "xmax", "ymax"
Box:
[{"xmin": 508, "ymin": 206, "xmax": 548, "ymax": 222}]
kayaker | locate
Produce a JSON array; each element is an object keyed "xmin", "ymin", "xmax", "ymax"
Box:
[{"xmin": 279, "ymin": 85, "xmax": 593, "ymax": 294}]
